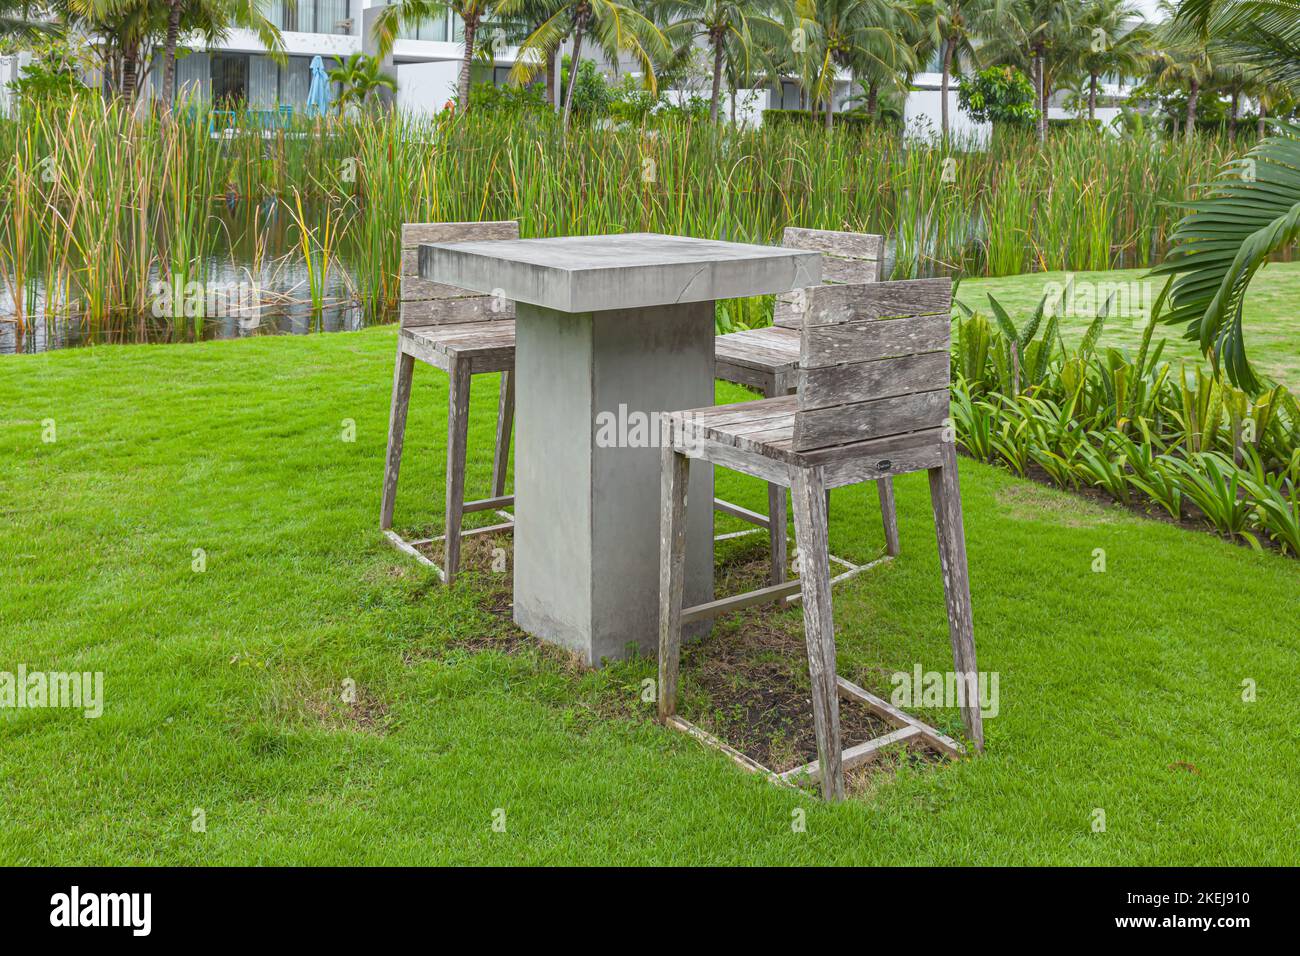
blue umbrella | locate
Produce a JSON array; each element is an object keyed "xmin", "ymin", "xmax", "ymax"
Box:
[{"xmin": 306, "ymin": 55, "xmax": 332, "ymax": 116}]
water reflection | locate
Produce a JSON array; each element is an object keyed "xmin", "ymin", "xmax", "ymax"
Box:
[{"xmin": 0, "ymin": 200, "xmax": 379, "ymax": 355}]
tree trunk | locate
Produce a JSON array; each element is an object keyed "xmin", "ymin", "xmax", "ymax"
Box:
[
  {"xmin": 546, "ymin": 45, "xmax": 557, "ymax": 111},
  {"xmin": 940, "ymin": 37, "xmax": 954, "ymax": 143},
  {"xmin": 867, "ymin": 81, "xmax": 879, "ymax": 120},
  {"xmin": 458, "ymin": 16, "xmax": 478, "ymax": 114},
  {"xmin": 1258, "ymin": 103, "xmax": 1267, "ymax": 137},
  {"xmin": 160, "ymin": 0, "xmax": 183, "ymax": 110},
  {"xmin": 730, "ymin": 80, "xmax": 737, "ymax": 124},
  {"xmin": 1034, "ymin": 49, "xmax": 1046, "ymax": 143},
  {"xmin": 1229, "ymin": 88, "xmax": 1240, "ymax": 142},
  {"xmin": 825, "ymin": 88, "xmax": 833, "ymax": 130},
  {"xmin": 1088, "ymin": 71, "xmax": 1098, "ymax": 122},
  {"xmin": 1186, "ymin": 77, "xmax": 1199, "ymax": 142},
  {"xmin": 562, "ymin": 17, "xmax": 586, "ymax": 128},
  {"xmin": 709, "ymin": 32, "xmax": 724, "ymax": 123},
  {"xmin": 122, "ymin": 48, "xmax": 139, "ymax": 101}
]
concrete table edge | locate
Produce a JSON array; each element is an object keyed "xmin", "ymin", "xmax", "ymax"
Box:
[{"xmin": 418, "ymin": 232, "xmax": 823, "ymax": 314}]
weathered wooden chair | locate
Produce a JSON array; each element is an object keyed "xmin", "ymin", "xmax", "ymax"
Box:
[
  {"xmin": 381, "ymin": 221, "xmax": 519, "ymax": 584},
  {"xmin": 659, "ymin": 278, "xmax": 982, "ymax": 801},
  {"xmin": 713, "ymin": 227, "xmax": 898, "ymax": 586}
]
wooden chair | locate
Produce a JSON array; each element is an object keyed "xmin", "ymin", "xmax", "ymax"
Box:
[
  {"xmin": 713, "ymin": 227, "xmax": 898, "ymax": 587},
  {"xmin": 381, "ymin": 221, "xmax": 519, "ymax": 584},
  {"xmin": 659, "ymin": 277, "xmax": 982, "ymax": 801}
]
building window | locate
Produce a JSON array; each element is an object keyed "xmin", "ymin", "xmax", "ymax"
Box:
[{"xmin": 267, "ymin": 0, "xmax": 350, "ymax": 35}]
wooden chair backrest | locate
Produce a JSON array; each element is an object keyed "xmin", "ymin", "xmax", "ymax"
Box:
[
  {"xmin": 773, "ymin": 227, "xmax": 885, "ymax": 329},
  {"xmin": 400, "ymin": 221, "xmax": 519, "ymax": 327},
  {"xmin": 793, "ymin": 278, "xmax": 952, "ymax": 453}
]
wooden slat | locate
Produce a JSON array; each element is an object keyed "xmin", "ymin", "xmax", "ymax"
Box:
[
  {"xmin": 715, "ymin": 360, "xmax": 778, "ymax": 392},
  {"xmin": 463, "ymin": 494, "xmax": 514, "ymax": 514},
  {"xmin": 781, "ymin": 725, "xmax": 922, "ymax": 781},
  {"xmin": 836, "ymin": 675, "xmax": 965, "ymax": 759},
  {"xmin": 713, "ymin": 497, "xmax": 771, "ymax": 528},
  {"xmin": 665, "ymin": 717, "xmax": 795, "ymax": 786},
  {"xmin": 799, "ymin": 350, "xmax": 950, "ymax": 410},
  {"xmin": 714, "ymin": 327, "xmax": 801, "ymax": 372},
  {"xmin": 681, "ymin": 578, "xmax": 803, "ymax": 624},
  {"xmin": 821, "ymin": 441, "xmax": 945, "ymax": 488},
  {"xmin": 793, "ymin": 389, "xmax": 948, "ymax": 451},
  {"xmin": 803, "ymin": 278, "xmax": 952, "ymax": 327},
  {"xmin": 401, "ymin": 294, "xmax": 508, "ymax": 326},
  {"xmin": 801, "ymin": 314, "xmax": 950, "ymax": 368},
  {"xmin": 782, "ymin": 227, "xmax": 883, "ymax": 261},
  {"xmin": 820, "ymin": 257, "xmax": 879, "ymax": 284},
  {"xmin": 402, "ymin": 221, "xmax": 518, "ymax": 246},
  {"xmin": 772, "ymin": 295, "xmax": 803, "ymax": 329}
]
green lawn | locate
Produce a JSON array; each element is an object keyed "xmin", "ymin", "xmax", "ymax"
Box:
[
  {"xmin": 959, "ymin": 261, "xmax": 1300, "ymax": 390},
  {"xmin": 1, "ymin": 321, "xmax": 1297, "ymax": 865}
]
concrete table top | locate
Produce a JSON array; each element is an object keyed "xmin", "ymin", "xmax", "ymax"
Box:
[{"xmin": 419, "ymin": 232, "xmax": 822, "ymax": 314}]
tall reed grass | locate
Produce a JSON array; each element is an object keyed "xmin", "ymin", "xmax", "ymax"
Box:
[{"xmin": 0, "ymin": 99, "xmax": 1242, "ymax": 341}]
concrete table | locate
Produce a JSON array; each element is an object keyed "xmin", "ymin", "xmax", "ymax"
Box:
[{"xmin": 420, "ymin": 233, "xmax": 821, "ymax": 665}]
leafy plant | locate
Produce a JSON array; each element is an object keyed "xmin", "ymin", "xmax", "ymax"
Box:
[
  {"xmin": 1166, "ymin": 452, "xmax": 1260, "ymax": 545},
  {"xmin": 957, "ymin": 65, "xmax": 1039, "ymax": 126}
]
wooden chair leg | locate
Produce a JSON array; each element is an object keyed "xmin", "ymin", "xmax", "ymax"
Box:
[
  {"xmin": 927, "ymin": 443, "xmax": 983, "ymax": 750},
  {"xmin": 789, "ymin": 464, "xmax": 845, "ymax": 801},
  {"xmin": 877, "ymin": 477, "xmax": 900, "ymax": 556},
  {"xmin": 764, "ymin": 375, "xmax": 790, "ymax": 586},
  {"xmin": 380, "ymin": 348, "xmax": 415, "ymax": 531},
  {"xmin": 491, "ymin": 370, "xmax": 514, "ymax": 498},
  {"xmin": 767, "ymin": 483, "xmax": 787, "ymax": 585},
  {"xmin": 658, "ymin": 446, "xmax": 690, "ymax": 723},
  {"xmin": 443, "ymin": 359, "xmax": 472, "ymax": 584}
]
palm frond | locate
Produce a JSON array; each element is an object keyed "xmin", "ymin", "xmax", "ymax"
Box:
[{"xmin": 1151, "ymin": 122, "xmax": 1300, "ymax": 392}]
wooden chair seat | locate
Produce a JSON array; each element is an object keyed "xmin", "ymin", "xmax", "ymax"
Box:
[
  {"xmin": 400, "ymin": 321, "xmax": 516, "ymax": 373},
  {"xmin": 713, "ymin": 326, "xmax": 800, "ymax": 388}
]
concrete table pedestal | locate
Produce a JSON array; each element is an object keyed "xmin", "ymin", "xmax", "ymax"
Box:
[{"xmin": 421, "ymin": 233, "xmax": 820, "ymax": 665}]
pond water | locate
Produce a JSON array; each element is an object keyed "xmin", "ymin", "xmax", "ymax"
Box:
[{"xmin": 1, "ymin": 200, "xmax": 369, "ymax": 355}]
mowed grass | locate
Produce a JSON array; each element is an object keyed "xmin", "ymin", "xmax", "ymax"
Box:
[
  {"xmin": 1, "ymin": 323, "xmax": 1297, "ymax": 865},
  {"xmin": 958, "ymin": 261, "xmax": 1300, "ymax": 390}
]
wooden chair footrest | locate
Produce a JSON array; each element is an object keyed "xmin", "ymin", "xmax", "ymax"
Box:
[
  {"xmin": 780, "ymin": 725, "xmax": 922, "ymax": 782},
  {"xmin": 681, "ymin": 579, "xmax": 803, "ymax": 624},
  {"xmin": 712, "ymin": 497, "xmax": 771, "ymax": 529},
  {"xmin": 836, "ymin": 675, "xmax": 966, "ymax": 758},
  {"xmin": 463, "ymin": 494, "xmax": 514, "ymax": 514}
]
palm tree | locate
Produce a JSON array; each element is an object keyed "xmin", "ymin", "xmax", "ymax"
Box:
[
  {"xmin": 794, "ymin": 0, "xmax": 915, "ymax": 130},
  {"xmin": 996, "ymin": 0, "xmax": 1075, "ymax": 141},
  {"xmin": 1073, "ymin": 0, "xmax": 1148, "ymax": 122},
  {"xmin": 651, "ymin": 0, "xmax": 761, "ymax": 123},
  {"xmin": 159, "ymin": 0, "xmax": 282, "ymax": 109},
  {"xmin": 915, "ymin": 0, "xmax": 1002, "ymax": 142},
  {"xmin": 331, "ymin": 52, "xmax": 398, "ymax": 110},
  {"xmin": 1149, "ymin": 1, "xmax": 1220, "ymax": 140},
  {"xmin": 1176, "ymin": 0, "xmax": 1300, "ymax": 99},
  {"xmin": 501, "ymin": 0, "xmax": 669, "ymax": 127},
  {"xmin": 373, "ymin": 0, "xmax": 506, "ymax": 114},
  {"xmin": 0, "ymin": 1, "xmax": 58, "ymax": 37}
]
